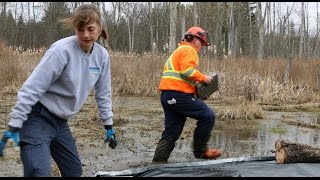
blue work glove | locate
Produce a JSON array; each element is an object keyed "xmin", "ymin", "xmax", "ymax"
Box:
[
  {"xmin": 104, "ymin": 125, "xmax": 117, "ymax": 149},
  {"xmin": 0, "ymin": 126, "xmax": 20, "ymax": 157},
  {"xmin": 0, "ymin": 141, "xmax": 5, "ymax": 157}
]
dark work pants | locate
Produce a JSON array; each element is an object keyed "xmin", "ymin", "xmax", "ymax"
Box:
[
  {"xmin": 19, "ymin": 102, "xmax": 82, "ymax": 177},
  {"xmin": 159, "ymin": 90, "xmax": 215, "ymax": 157}
]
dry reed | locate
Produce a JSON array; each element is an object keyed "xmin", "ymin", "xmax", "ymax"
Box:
[{"xmin": 1, "ymin": 41, "xmax": 320, "ymax": 121}]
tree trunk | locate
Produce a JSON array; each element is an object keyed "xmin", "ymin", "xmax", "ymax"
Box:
[
  {"xmin": 299, "ymin": 2, "xmax": 305, "ymax": 60},
  {"xmin": 32, "ymin": 2, "xmax": 36, "ymax": 51},
  {"xmin": 149, "ymin": 2, "xmax": 156, "ymax": 55},
  {"xmin": 131, "ymin": 19, "xmax": 135, "ymax": 54},
  {"xmin": 305, "ymin": 3, "xmax": 309, "ymax": 60},
  {"xmin": 272, "ymin": 2, "xmax": 276, "ymax": 57},
  {"xmin": 314, "ymin": 3, "xmax": 319, "ymax": 59},
  {"xmin": 28, "ymin": 2, "xmax": 31, "ymax": 50},
  {"xmin": 180, "ymin": 4, "xmax": 185, "ymax": 40},
  {"xmin": 248, "ymin": 3, "xmax": 253, "ymax": 58},
  {"xmin": 317, "ymin": 64, "xmax": 320, "ymax": 91},
  {"xmin": 169, "ymin": 2, "xmax": 177, "ymax": 54},
  {"xmin": 283, "ymin": 56, "xmax": 292, "ymax": 83},
  {"xmin": 266, "ymin": 2, "xmax": 271, "ymax": 58},
  {"xmin": 13, "ymin": 2, "xmax": 19, "ymax": 50},
  {"xmin": 193, "ymin": 2, "xmax": 198, "ymax": 26},
  {"xmin": 257, "ymin": 2, "xmax": 265, "ymax": 61},
  {"xmin": 228, "ymin": 2, "xmax": 235, "ymax": 60},
  {"xmin": 127, "ymin": 18, "xmax": 132, "ymax": 54},
  {"xmin": 275, "ymin": 139, "xmax": 320, "ymax": 164}
]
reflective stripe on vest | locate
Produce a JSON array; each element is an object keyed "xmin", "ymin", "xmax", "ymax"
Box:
[{"xmin": 161, "ymin": 45, "xmax": 196, "ymax": 85}]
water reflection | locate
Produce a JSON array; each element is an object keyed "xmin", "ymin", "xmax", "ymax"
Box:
[{"xmin": 212, "ymin": 111, "xmax": 320, "ymax": 158}]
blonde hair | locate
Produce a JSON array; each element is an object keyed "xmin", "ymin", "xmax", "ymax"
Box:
[{"xmin": 60, "ymin": 4, "xmax": 108, "ymax": 40}]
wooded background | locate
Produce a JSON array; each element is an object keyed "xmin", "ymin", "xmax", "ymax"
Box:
[{"xmin": 0, "ymin": 2, "xmax": 319, "ymax": 60}]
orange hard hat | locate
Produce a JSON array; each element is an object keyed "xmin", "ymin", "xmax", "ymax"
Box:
[{"xmin": 184, "ymin": 26, "xmax": 211, "ymax": 46}]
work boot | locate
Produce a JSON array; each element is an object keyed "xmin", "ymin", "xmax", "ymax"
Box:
[
  {"xmin": 152, "ymin": 139, "xmax": 175, "ymax": 164},
  {"xmin": 193, "ymin": 134, "xmax": 221, "ymax": 159},
  {"xmin": 198, "ymin": 149, "xmax": 222, "ymax": 159}
]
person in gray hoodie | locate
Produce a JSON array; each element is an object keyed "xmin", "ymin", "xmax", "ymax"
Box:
[{"xmin": 0, "ymin": 4, "xmax": 117, "ymax": 177}]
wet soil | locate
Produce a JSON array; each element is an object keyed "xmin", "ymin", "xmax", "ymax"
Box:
[
  {"xmin": 0, "ymin": 95, "xmax": 319, "ymax": 177},
  {"xmin": 0, "ymin": 95, "xmax": 204, "ymax": 177}
]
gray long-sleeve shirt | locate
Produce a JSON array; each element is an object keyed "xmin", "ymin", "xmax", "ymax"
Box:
[{"xmin": 8, "ymin": 36, "xmax": 113, "ymax": 128}]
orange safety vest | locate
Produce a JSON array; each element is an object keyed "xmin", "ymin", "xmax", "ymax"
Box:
[{"xmin": 159, "ymin": 41, "xmax": 206, "ymax": 94}]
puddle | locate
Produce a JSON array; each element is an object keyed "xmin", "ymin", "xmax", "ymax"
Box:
[{"xmin": 211, "ymin": 111, "xmax": 320, "ymax": 158}]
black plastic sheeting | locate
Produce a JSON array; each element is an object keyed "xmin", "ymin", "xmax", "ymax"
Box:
[{"xmin": 93, "ymin": 156, "xmax": 320, "ymax": 177}]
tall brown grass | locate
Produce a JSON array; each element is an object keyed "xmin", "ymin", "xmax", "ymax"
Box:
[
  {"xmin": 110, "ymin": 52, "xmax": 163, "ymax": 97},
  {"xmin": 1, "ymin": 42, "xmax": 320, "ymax": 108},
  {"xmin": 0, "ymin": 41, "xmax": 41, "ymax": 95},
  {"xmin": 205, "ymin": 58, "xmax": 320, "ymax": 105}
]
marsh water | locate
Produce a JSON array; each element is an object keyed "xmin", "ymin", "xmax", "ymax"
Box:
[{"xmin": 212, "ymin": 111, "xmax": 320, "ymax": 158}]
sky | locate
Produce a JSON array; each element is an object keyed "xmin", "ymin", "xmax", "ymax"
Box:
[
  {"xmin": 104, "ymin": 2, "xmax": 320, "ymax": 34},
  {"xmin": 6, "ymin": 2, "xmax": 320, "ymax": 34},
  {"xmin": 262, "ymin": 2, "xmax": 319, "ymax": 34}
]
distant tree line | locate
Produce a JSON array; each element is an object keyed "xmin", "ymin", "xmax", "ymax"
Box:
[{"xmin": 0, "ymin": 2, "xmax": 319, "ymax": 60}]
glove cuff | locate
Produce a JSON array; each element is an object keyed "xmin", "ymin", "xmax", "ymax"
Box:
[
  {"xmin": 104, "ymin": 125, "xmax": 112, "ymax": 130},
  {"xmin": 7, "ymin": 125, "xmax": 20, "ymax": 132}
]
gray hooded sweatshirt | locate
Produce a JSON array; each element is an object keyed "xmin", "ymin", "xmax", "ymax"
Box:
[{"xmin": 8, "ymin": 35, "xmax": 113, "ymax": 128}]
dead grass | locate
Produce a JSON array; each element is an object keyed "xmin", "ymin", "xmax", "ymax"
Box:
[
  {"xmin": 1, "ymin": 41, "xmax": 320, "ymax": 121},
  {"xmin": 0, "ymin": 42, "xmax": 41, "ymax": 95},
  {"xmin": 110, "ymin": 53, "xmax": 163, "ymax": 97},
  {"xmin": 203, "ymin": 58, "xmax": 320, "ymax": 104},
  {"xmin": 261, "ymin": 102, "xmax": 320, "ymax": 112},
  {"xmin": 281, "ymin": 118, "xmax": 320, "ymax": 129},
  {"xmin": 216, "ymin": 100, "xmax": 266, "ymax": 121}
]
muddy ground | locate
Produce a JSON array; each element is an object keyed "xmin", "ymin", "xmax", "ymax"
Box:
[
  {"xmin": 1, "ymin": 94, "xmax": 319, "ymax": 177},
  {"xmin": 0, "ymin": 95, "xmax": 218, "ymax": 177}
]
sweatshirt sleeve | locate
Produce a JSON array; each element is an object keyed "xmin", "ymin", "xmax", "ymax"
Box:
[
  {"xmin": 8, "ymin": 51, "xmax": 66, "ymax": 128},
  {"xmin": 94, "ymin": 52, "xmax": 113, "ymax": 126}
]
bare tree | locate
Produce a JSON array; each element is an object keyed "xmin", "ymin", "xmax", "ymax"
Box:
[
  {"xmin": 12, "ymin": 2, "xmax": 19, "ymax": 51},
  {"xmin": 2, "ymin": 2, "xmax": 320, "ymax": 59},
  {"xmin": 248, "ymin": 3, "xmax": 254, "ymax": 57},
  {"xmin": 121, "ymin": 2, "xmax": 144, "ymax": 54},
  {"xmin": 305, "ymin": 3, "xmax": 310, "ymax": 59},
  {"xmin": 180, "ymin": 4, "xmax": 186, "ymax": 40},
  {"xmin": 272, "ymin": 2, "xmax": 276, "ymax": 57},
  {"xmin": 283, "ymin": 6, "xmax": 294, "ymax": 83},
  {"xmin": 148, "ymin": 2, "xmax": 156, "ymax": 54},
  {"xmin": 213, "ymin": 3, "xmax": 225, "ymax": 60},
  {"xmin": 265, "ymin": 2, "xmax": 271, "ymax": 57},
  {"xmin": 193, "ymin": 2, "xmax": 198, "ymax": 26},
  {"xmin": 27, "ymin": 2, "xmax": 32, "ymax": 50},
  {"xmin": 257, "ymin": 2, "xmax": 265, "ymax": 61},
  {"xmin": 169, "ymin": 2, "xmax": 177, "ymax": 54},
  {"xmin": 299, "ymin": 2, "xmax": 305, "ymax": 59},
  {"xmin": 228, "ymin": 2, "xmax": 235, "ymax": 60},
  {"xmin": 314, "ymin": 3, "xmax": 320, "ymax": 58},
  {"xmin": 278, "ymin": 3, "xmax": 295, "ymax": 58}
]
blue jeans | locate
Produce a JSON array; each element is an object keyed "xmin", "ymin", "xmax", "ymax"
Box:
[
  {"xmin": 159, "ymin": 90, "xmax": 215, "ymax": 157},
  {"xmin": 19, "ymin": 102, "xmax": 82, "ymax": 177}
]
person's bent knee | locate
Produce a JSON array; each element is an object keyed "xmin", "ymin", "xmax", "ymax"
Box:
[{"xmin": 204, "ymin": 109, "xmax": 215, "ymax": 126}]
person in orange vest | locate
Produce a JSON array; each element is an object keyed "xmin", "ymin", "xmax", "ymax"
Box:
[{"xmin": 152, "ymin": 26, "xmax": 221, "ymax": 163}]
